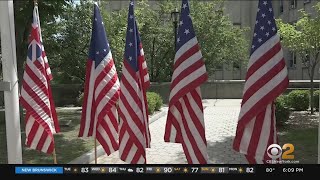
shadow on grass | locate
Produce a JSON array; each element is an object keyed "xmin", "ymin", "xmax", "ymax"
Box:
[
  {"xmin": 22, "ymin": 135, "xmax": 91, "ymax": 164},
  {"xmin": 0, "ymin": 109, "xmax": 95, "ymax": 164},
  {"xmin": 278, "ymin": 128, "xmax": 318, "ymax": 164},
  {"xmin": 277, "ymin": 111, "xmax": 318, "ymax": 164},
  {"xmin": 280, "ymin": 111, "xmax": 319, "ymax": 130},
  {"xmin": 57, "ymin": 110, "xmax": 82, "ymax": 132}
]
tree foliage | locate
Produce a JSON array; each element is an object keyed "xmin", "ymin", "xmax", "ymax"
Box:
[
  {"xmin": 52, "ymin": 0, "xmax": 92, "ymax": 83},
  {"xmin": 60, "ymin": 0, "xmax": 248, "ymax": 83},
  {"xmin": 13, "ymin": 0, "xmax": 71, "ymax": 84},
  {"xmin": 188, "ymin": 1, "xmax": 249, "ymax": 74},
  {"xmin": 276, "ymin": 2, "xmax": 320, "ymax": 113},
  {"xmin": 12, "ymin": 0, "xmax": 249, "ymax": 84}
]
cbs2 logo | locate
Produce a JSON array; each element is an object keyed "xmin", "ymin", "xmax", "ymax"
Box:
[{"xmin": 267, "ymin": 144, "xmax": 294, "ymax": 159}]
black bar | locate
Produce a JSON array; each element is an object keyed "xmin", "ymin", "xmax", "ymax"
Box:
[{"xmin": 0, "ymin": 164, "xmax": 318, "ymax": 176}]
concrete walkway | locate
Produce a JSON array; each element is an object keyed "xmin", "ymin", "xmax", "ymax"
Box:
[{"xmin": 90, "ymin": 99, "xmax": 247, "ymax": 164}]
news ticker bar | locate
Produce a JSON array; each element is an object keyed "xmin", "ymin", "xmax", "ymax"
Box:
[{"xmin": 14, "ymin": 166, "xmax": 254, "ymax": 174}]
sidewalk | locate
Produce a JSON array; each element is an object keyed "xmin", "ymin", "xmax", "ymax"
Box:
[{"xmin": 91, "ymin": 99, "xmax": 247, "ymax": 164}]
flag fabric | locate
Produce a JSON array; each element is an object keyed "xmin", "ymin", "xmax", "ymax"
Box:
[
  {"xmin": 20, "ymin": 4, "xmax": 60, "ymax": 154},
  {"xmin": 78, "ymin": 4, "xmax": 120, "ymax": 156},
  {"xmin": 164, "ymin": 0, "xmax": 208, "ymax": 164},
  {"xmin": 118, "ymin": 0, "xmax": 150, "ymax": 164},
  {"xmin": 233, "ymin": 0, "xmax": 289, "ymax": 164}
]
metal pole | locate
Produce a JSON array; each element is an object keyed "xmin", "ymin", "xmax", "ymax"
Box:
[
  {"xmin": 53, "ymin": 148, "xmax": 58, "ymax": 164},
  {"xmin": 94, "ymin": 138, "xmax": 97, "ymax": 164},
  {"xmin": 174, "ymin": 21, "xmax": 177, "ymax": 51},
  {"xmin": 0, "ymin": 0, "xmax": 23, "ymax": 164},
  {"xmin": 318, "ymin": 69, "xmax": 320, "ymax": 164}
]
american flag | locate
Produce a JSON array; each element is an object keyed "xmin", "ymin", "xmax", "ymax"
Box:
[
  {"xmin": 164, "ymin": 0, "xmax": 208, "ymax": 164},
  {"xmin": 233, "ymin": 0, "xmax": 289, "ymax": 164},
  {"xmin": 78, "ymin": 4, "xmax": 120, "ymax": 156},
  {"xmin": 118, "ymin": 0, "xmax": 150, "ymax": 164},
  {"xmin": 20, "ymin": 4, "xmax": 60, "ymax": 154}
]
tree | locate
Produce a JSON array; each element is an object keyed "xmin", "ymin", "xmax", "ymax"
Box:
[
  {"xmin": 103, "ymin": 0, "xmax": 249, "ymax": 81},
  {"xmin": 31, "ymin": 0, "xmax": 248, "ymax": 84},
  {"xmin": 188, "ymin": 0, "xmax": 249, "ymax": 76},
  {"xmin": 53, "ymin": 0, "xmax": 93, "ymax": 84},
  {"xmin": 102, "ymin": 0, "xmax": 176, "ymax": 82},
  {"xmin": 277, "ymin": 3, "xmax": 320, "ymax": 114},
  {"xmin": 13, "ymin": 0, "xmax": 71, "ymax": 85}
]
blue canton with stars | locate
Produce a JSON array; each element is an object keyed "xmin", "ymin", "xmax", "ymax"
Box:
[
  {"xmin": 88, "ymin": 4, "xmax": 111, "ymax": 68},
  {"xmin": 176, "ymin": 0, "xmax": 197, "ymax": 52},
  {"xmin": 124, "ymin": 0, "xmax": 142, "ymax": 72},
  {"xmin": 251, "ymin": 0, "xmax": 278, "ymax": 55}
]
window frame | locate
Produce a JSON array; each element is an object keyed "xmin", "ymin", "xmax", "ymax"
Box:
[
  {"xmin": 304, "ymin": 0, "xmax": 311, "ymax": 5},
  {"xmin": 290, "ymin": 0, "xmax": 297, "ymax": 10},
  {"xmin": 288, "ymin": 52, "xmax": 297, "ymax": 69},
  {"xmin": 280, "ymin": 0, "xmax": 284, "ymax": 13}
]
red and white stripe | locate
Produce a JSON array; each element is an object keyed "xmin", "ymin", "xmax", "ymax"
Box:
[
  {"xmin": 78, "ymin": 51, "xmax": 120, "ymax": 155},
  {"xmin": 24, "ymin": 113, "xmax": 55, "ymax": 153},
  {"xmin": 35, "ymin": 6, "xmax": 53, "ymax": 81},
  {"xmin": 233, "ymin": 34, "xmax": 289, "ymax": 164},
  {"xmin": 164, "ymin": 37, "xmax": 208, "ymax": 164},
  {"xmin": 118, "ymin": 44, "xmax": 150, "ymax": 164},
  {"xmin": 20, "ymin": 5, "xmax": 59, "ymax": 154}
]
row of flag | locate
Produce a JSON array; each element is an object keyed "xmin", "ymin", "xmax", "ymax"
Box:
[{"xmin": 19, "ymin": 0, "xmax": 288, "ymax": 164}]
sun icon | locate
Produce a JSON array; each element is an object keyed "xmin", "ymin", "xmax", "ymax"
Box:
[
  {"xmin": 156, "ymin": 168, "xmax": 161, "ymax": 173},
  {"xmin": 211, "ymin": 168, "xmax": 215, "ymax": 173},
  {"xmin": 239, "ymin": 168, "xmax": 244, "ymax": 173},
  {"xmin": 183, "ymin": 168, "xmax": 188, "ymax": 173},
  {"xmin": 101, "ymin": 168, "xmax": 106, "ymax": 173}
]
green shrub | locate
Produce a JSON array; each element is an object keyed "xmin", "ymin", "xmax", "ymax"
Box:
[
  {"xmin": 51, "ymin": 84, "xmax": 82, "ymax": 106},
  {"xmin": 312, "ymin": 90, "xmax": 320, "ymax": 111},
  {"xmin": 77, "ymin": 91, "xmax": 163, "ymax": 114},
  {"xmin": 275, "ymin": 95, "xmax": 290, "ymax": 127},
  {"xmin": 154, "ymin": 94, "xmax": 163, "ymax": 111},
  {"xmin": 287, "ymin": 90, "xmax": 309, "ymax": 111},
  {"xmin": 147, "ymin": 92, "xmax": 163, "ymax": 115}
]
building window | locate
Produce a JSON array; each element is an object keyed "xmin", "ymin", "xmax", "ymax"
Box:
[
  {"xmin": 290, "ymin": 0, "xmax": 297, "ymax": 9},
  {"xmin": 304, "ymin": 0, "xmax": 311, "ymax": 4},
  {"xmin": 303, "ymin": 53, "xmax": 311, "ymax": 67},
  {"xmin": 233, "ymin": 62, "xmax": 240, "ymax": 70},
  {"xmin": 289, "ymin": 52, "xmax": 297, "ymax": 68},
  {"xmin": 216, "ymin": 63, "xmax": 223, "ymax": 71},
  {"xmin": 280, "ymin": 0, "xmax": 284, "ymax": 13},
  {"xmin": 233, "ymin": 23, "xmax": 241, "ymax": 28}
]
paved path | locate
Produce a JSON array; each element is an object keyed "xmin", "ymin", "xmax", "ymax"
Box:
[{"xmin": 91, "ymin": 99, "xmax": 247, "ymax": 164}]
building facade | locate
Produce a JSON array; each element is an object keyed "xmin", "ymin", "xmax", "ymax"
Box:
[
  {"xmin": 273, "ymin": 0, "xmax": 319, "ymax": 80},
  {"xmin": 103, "ymin": 0, "xmax": 319, "ymax": 80}
]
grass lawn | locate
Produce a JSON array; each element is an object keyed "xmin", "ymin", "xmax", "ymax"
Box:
[
  {"xmin": 0, "ymin": 108, "xmax": 95, "ymax": 164},
  {"xmin": 278, "ymin": 111, "xmax": 319, "ymax": 164},
  {"xmin": 278, "ymin": 128, "xmax": 318, "ymax": 164}
]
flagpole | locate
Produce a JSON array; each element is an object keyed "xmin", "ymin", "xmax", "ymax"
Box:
[
  {"xmin": 318, "ymin": 71, "xmax": 320, "ymax": 164},
  {"xmin": 0, "ymin": 0, "xmax": 23, "ymax": 164},
  {"xmin": 53, "ymin": 148, "xmax": 57, "ymax": 164},
  {"xmin": 94, "ymin": 138, "xmax": 98, "ymax": 164},
  {"xmin": 94, "ymin": 0, "xmax": 99, "ymax": 165}
]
